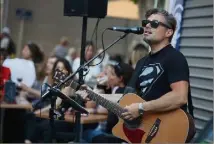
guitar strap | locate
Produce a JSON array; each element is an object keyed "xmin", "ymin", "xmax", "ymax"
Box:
[{"xmin": 188, "ymin": 87, "xmax": 194, "ymax": 118}]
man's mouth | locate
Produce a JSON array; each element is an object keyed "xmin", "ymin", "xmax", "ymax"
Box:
[{"xmin": 144, "ymin": 30, "xmax": 152, "ymax": 35}]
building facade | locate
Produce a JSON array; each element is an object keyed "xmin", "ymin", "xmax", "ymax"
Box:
[{"xmin": 179, "ymin": 0, "xmax": 213, "ymax": 142}]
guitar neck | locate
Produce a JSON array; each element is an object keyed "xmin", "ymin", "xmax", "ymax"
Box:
[
  {"xmin": 69, "ymin": 80, "xmax": 125, "ymax": 118},
  {"xmin": 85, "ymin": 89, "xmax": 125, "ymax": 118}
]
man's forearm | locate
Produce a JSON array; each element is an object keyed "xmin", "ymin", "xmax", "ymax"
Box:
[{"xmin": 143, "ymin": 91, "xmax": 187, "ymax": 112}]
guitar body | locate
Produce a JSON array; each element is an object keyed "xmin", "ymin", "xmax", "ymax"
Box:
[{"xmin": 112, "ymin": 93, "xmax": 195, "ymax": 143}]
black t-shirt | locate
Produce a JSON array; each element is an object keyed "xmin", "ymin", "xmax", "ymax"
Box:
[{"xmin": 127, "ymin": 44, "xmax": 190, "ymax": 111}]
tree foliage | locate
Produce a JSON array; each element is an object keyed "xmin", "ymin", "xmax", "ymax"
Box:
[{"xmin": 130, "ymin": 0, "xmax": 138, "ymax": 4}]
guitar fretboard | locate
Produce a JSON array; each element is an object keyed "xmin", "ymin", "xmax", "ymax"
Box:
[
  {"xmin": 64, "ymin": 78, "xmax": 126, "ymax": 118},
  {"xmin": 85, "ymin": 89, "xmax": 126, "ymax": 118}
]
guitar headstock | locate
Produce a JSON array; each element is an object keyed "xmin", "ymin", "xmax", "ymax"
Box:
[
  {"xmin": 53, "ymin": 69, "xmax": 79, "ymax": 90},
  {"xmin": 53, "ymin": 69, "xmax": 70, "ymax": 87}
]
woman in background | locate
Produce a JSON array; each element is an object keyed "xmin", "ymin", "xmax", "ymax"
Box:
[
  {"xmin": 82, "ymin": 61, "xmax": 134, "ymax": 143},
  {"xmin": 25, "ymin": 57, "xmax": 98, "ymax": 143},
  {"xmin": 129, "ymin": 43, "xmax": 149, "ymax": 69},
  {"xmin": 24, "ymin": 58, "xmax": 74, "ymax": 144},
  {"xmin": 72, "ymin": 41, "xmax": 101, "ymax": 88},
  {"xmin": 19, "ymin": 55, "xmax": 59, "ymax": 101}
]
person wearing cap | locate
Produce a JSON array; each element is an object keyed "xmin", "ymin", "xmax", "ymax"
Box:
[{"xmin": 0, "ymin": 27, "xmax": 16, "ymax": 58}]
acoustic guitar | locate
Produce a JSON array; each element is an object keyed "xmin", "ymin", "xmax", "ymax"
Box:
[{"xmin": 53, "ymin": 69, "xmax": 196, "ymax": 143}]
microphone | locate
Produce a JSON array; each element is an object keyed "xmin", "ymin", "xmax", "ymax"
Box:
[{"xmin": 108, "ymin": 26, "xmax": 144, "ymax": 34}]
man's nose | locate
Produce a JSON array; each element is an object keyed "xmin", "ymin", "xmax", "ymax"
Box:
[{"xmin": 146, "ymin": 22, "xmax": 151, "ymax": 28}]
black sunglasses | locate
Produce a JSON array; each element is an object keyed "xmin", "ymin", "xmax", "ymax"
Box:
[{"xmin": 142, "ymin": 20, "xmax": 171, "ymax": 29}]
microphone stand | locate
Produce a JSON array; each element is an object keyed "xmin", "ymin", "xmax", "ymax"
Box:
[
  {"xmin": 36, "ymin": 31, "xmax": 129, "ymax": 143},
  {"xmin": 74, "ymin": 15, "xmax": 87, "ymax": 143},
  {"xmin": 49, "ymin": 95, "xmax": 57, "ymax": 143}
]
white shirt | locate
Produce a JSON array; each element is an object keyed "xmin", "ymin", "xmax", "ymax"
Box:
[
  {"xmin": 3, "ymin": 58, "xmax": 36, "ymax": 87},
  {"xmin": 72, "ymin": 57, "xmax": 101, "ymax": 87}
]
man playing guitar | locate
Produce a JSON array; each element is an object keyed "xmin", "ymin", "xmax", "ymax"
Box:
[{"xmin": 76, "ymin": 8, "xmax": 195, "ymax": 143}]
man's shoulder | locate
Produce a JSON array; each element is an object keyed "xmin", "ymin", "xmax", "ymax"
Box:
[
  {"xmin": 168, "ymin": 45, "xmax": 185, "ymax": 57},
  {"xmin": 164, "ymin": 46, "xmax": 189, "ymax": 69},
  {"xmin": 163, "ymin": 46, "xmax": 187, "ymax": 63}
]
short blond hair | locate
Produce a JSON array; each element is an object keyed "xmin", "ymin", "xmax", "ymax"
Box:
[
  {"xmin": 131, "ymin": 44, "xmax": 149, "ymax": 65},
  {"xmin": 68, "ymin": 47, "xmax": 76, "ymax": 55},
  {"xmin": 60, "ymin": 36, "xmax": 69, "ymax": 43}
]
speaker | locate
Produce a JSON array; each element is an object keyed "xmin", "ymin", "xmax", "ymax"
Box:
[{"xmin": 64, "ymin": 0, "xmax": 108, "ymax": 18}]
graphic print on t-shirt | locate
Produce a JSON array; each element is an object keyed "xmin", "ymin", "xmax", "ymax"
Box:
[{"xmin": 139, "ymin": 63, "xmax": 164, "ymax": 96}]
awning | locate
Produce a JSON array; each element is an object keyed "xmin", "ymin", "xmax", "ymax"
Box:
[{"xmin": 107, "ymin": 0, "xmax": 140, "ymax": 20}]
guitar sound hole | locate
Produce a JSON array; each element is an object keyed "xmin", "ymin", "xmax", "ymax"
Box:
[{"xmin": 124, "ymin": 116, "xmax": 142, "ymax": 129}]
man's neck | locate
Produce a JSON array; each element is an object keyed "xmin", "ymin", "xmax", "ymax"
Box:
[{"xmin": 150, "ymin": 41, "xmax": 170, "ymax": 54}]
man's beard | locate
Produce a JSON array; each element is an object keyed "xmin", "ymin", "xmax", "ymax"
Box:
[{"xmin": 143, "ymin": 36, "xmax": 160, "ymax": 45}]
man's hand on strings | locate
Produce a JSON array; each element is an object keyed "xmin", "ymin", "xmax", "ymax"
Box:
[{"xmin": 75, "ymin": 84, "xmax": 91, "ymax": 102}]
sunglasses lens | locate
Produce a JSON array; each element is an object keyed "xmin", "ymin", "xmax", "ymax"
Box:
[
  {"xmin": 142, "ymin": 20, "xmax": 148, "ymax": 27},
  {"xmin": 150, "ymin": 21, "xmax": 159, "ymax": 28},
  {"xmin": 142, "ymin": 20, "xmax": 159, "ymax": 28}
]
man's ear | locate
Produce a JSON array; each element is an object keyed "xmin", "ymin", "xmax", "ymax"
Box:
[{"xmin": 166, "ymin": 29, "xmax": 174, "ymax": 38}]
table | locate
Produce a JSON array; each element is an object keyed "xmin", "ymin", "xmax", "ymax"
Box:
[
  {"xmin": 0, "ymin": 103, "xmax": 32, "ymax": 109},
  {"xmin": 0, "ymin": 103, "xmax": 32, "ymax": 142},
  {"xmin": 35, "ymin": 112, "xmax": 107, "ymax": 124},
  {"xmin": 35, "ymin": 112, "xmax": 108, "ymax": 142}
]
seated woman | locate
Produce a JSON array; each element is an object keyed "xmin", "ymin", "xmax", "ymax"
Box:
[
  {"xmin": 24, "ymin": 58, "xmax": 97, "ymax": 143},
  {"xmin": 3, "ymin": 42, "xmax": 44, "ymax": 88},
  {"xmin": 82, "ymin": 61, "xmax": 134, "ymax": 143},
  {"xmin": 18, "ymin": 55, "xmax": 59, "ymax": 106},
  {"xmin": 24, "ymin": 57, "xmax": 74, "ymax": 143}
]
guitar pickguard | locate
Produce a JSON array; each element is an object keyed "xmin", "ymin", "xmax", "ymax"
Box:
[
  {"xmin": 123, "ymin": 123, "xmax": 145, "ymax": 143},
  {"xmin": 123, "ymin": 116, "xmax": 142, "ymax": 129}
]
